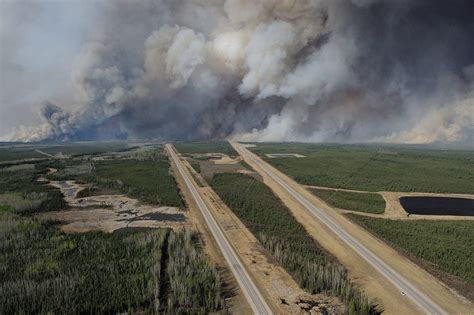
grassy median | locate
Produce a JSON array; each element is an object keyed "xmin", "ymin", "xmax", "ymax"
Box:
[{"xmin": 310, "ymin": 189, "xmax": 385, "ymax": 214}]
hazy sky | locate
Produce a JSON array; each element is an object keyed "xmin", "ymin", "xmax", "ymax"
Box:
[
  {"xmin": 1, "ymin": 0, "xmax": 473, "ymax": 146},
  {"xmin": 0, "ymin": 0, "xmax": 97, "ymax": 135}
]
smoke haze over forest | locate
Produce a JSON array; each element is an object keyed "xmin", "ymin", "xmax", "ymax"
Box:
[{"xmin": 1, "ymin": 0, "xmax": 473, "ymax": 145}]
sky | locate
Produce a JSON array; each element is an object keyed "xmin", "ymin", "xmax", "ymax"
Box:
[{"xmin": 1, "ymin": 0, "xmax": 473, "ymax": 146}]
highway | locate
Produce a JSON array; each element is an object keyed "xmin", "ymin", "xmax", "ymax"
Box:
[
  {"xmin": 166, "ymin": 144, "xmax": 272, "ymax": 315},
  {"xmin": 232, "ymin": 142, "xmax": 447, "ymax": 315}
]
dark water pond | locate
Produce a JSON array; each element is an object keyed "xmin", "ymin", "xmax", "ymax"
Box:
[
  {"xmin": 400, "ymin": 197, "xmax": 474, "ymax": 216},
  {"xmin": 135, "ymin": 212, "xmax": 186, "ymax": 222}
]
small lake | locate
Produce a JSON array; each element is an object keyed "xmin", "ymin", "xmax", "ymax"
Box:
[{"xmin": 400, "ymin": 197, "xmax": 474, "ymax": 216}]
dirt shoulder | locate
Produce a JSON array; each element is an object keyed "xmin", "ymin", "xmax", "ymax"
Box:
[{"xmin": 233, "ymin": 142, "xmax": 472, "ymax": 314}]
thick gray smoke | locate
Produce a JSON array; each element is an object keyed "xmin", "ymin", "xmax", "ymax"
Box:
[{"xmin": 4, "ymin": 0, "xmax": 474, "ymax": 145}]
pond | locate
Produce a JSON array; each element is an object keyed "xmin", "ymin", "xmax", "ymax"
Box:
[{"xmin": 400, "ymin": 197, "xmax": 474, "ymax": 216}]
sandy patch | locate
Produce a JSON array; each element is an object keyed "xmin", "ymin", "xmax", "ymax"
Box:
[
  {"xmin": 237, "ymin": 169, "xmax": 255, "ymax": 175},
  {"xmin": 41, "ymin": 180, "xmax": 187, "ymax": 233},
  {"xmin": 265, "ymin": 153, "xmax": 306, "ymax": 158},
  {"xmin": 213, "ymin": 155, "xmax": 241, "ymax": 164},
  {"xmin": 189, "ymin": 153, "xmax": 241, "ymax": 165}
]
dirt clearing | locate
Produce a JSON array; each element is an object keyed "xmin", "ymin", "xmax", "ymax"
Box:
[{"xmin": 39, "ymin": 180, "xmax": 187, "ymax": 233}]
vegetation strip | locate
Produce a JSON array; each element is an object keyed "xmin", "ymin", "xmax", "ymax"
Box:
[
  {"xmin": 310, "ymin": 188, "xmax": 385, "ymax": 214},
  {"xmin": 211, "ymin": 173, "xmax": 378, "ymax": 314}
]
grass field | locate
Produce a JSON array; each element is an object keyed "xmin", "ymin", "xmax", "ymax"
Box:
[
  {"xmin": 310, "ymin": 189, "xmax": 386, "ymax": 214},
  {"xmin": 349, "ymin": 214, "xmax": 474, "ymax": 287},
  {"xmin": 174, "ymin": 141, "xmax": 237, "ymax": 156},
  {"xmin": 211, "ymin": 173, "xmax": 377, "ymax": 314},
  {"xmin": 250, "ymin": 143, "xmax": 474, "ymax": 194}
]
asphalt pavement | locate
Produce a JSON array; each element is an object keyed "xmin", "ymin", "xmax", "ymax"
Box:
[{"xmin": 166, "ymin": 144, "xmax": 272, "ymax": 315}]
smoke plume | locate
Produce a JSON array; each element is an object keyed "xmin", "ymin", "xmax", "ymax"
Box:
[{"xmin": 2, "ymin": 0, "xmax": 474, "ymax": 145}]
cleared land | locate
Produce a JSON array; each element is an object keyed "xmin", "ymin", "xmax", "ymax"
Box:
[
  {"xmin": 349, "ymin": 214, "xmax": 474, "ymax": 300},
  {"xmin": 310, "ymin": 188, "xmax": 386, "ymax": 214},
  {"xmin": 249, "ymin": 143, "xmax": 474, "ymax": 194},
  {"xmin": 42, "ymin": 179, "xmax": 187, "ymax": 233},
  {"xmin": 210, "ymin": 172, "xmax": 376, "ymax": 314}
]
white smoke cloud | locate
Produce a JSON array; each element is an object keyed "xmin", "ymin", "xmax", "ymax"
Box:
[
  {"xmin": 378, "ymin": 98, "xmax": 474, "ymax": 144},
  {"xmin": 2, "ymin": 0, "xmax": 473, "ymax": 147},
  {"xmin": 239, "ymin": 21, "xmax": 296, "ymax": 97},
  {"xmin": 165, "ymin": 28, "xmax": 207, "ymax": 89}
]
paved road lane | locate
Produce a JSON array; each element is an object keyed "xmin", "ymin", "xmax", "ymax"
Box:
[{"xmin": 166, "ymin": 144, "xmax": 272, "ymax": 315}]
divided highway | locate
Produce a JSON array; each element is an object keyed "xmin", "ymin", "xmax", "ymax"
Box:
[
  {"xmin": 166, "ymin": 144, "xmax": 272, "ymax": 315},
  {"xmin": 232, "ymin": 142, "xmax": 447, "ymax": 315}
]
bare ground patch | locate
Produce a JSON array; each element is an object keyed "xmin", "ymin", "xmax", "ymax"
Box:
[
  {"xmin": 185, "ymin": 153, "xmax": 261, "ymax": 182},
  {"xmin": 39, "ymin": 180, "xmax": 188, "ymax": 233}
]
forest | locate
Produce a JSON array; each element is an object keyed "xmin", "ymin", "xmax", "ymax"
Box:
[
  {"xmin": 250, "ymin": 143, "xmax": 474, "ymax": 194},
  {"xmin": 349, "ymin": 215, "xmax": 474, "ymax": 287},
  {"xmin": 0, "ymin": 211, "xmax": 224, "ymax": 313},
  {"xmin": 211, "ymin": 173, "xmax": 379, "ymax": 315},
  {"xmin": 94, "ymin": 159, "xmax": 183, "ymax": 207},
  {"xmin": 0, "ymin": 145, "xmax": 226, "ymax": 313}
]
